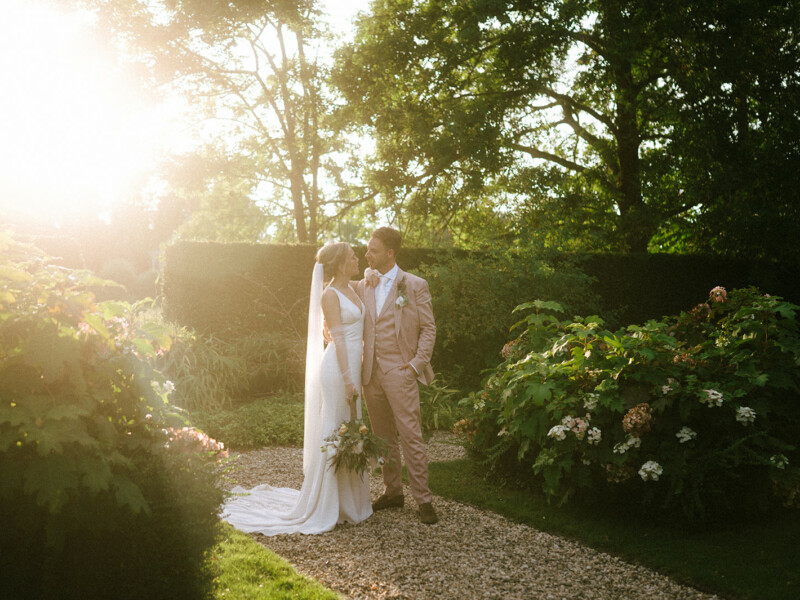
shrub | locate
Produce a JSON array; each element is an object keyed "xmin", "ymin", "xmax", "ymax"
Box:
[
  {"xmin": 191, "ymin": 394, "xmax": 305, "ymax": 449},
  {"xmin": 463, "ymin": 288, "xmax": 800, "ymax": 521},
  {"xmin": 416, "ymin": 247, "xmax": 598, "ymax": 388},
  {"xmin": 419, "ymin": 377, "xmax": 466, "ymax": 433},
  {"xmin": 155, "ymin": 329, "xmax": 304, "ymax": 412},
  {"xmin": 0, "ymin": 233, "xmax": 226, "ymax": 599}
]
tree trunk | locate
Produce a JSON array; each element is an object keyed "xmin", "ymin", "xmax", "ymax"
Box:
[
  {"xmin": 290, "ymin": 173, "xmax": 308, "ymax": 243},
  {"xmin": 608, "ymin": 9, "xmax": 650, "ymax": 253}
]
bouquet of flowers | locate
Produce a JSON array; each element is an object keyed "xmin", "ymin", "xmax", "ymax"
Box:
[{"xmin": 321, "ymin": 420, "xmax": 388, "ymax": 476}]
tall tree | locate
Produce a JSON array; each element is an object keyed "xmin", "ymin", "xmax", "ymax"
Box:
[
  {"xmin": 71, "ymin": 0, "xmax": 371, "ymax": 244},
  {"xmin": 650, "ymin": 0, "xmax": 800, "ymax": 261},
  {"xmin": 335, "ymin": 0, "xmax": 800, "ymax": 254}
]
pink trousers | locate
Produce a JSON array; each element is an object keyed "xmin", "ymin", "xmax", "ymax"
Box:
[{"xmin": 363, "ymin": 363, "xmax": 432, "ymax": 505}]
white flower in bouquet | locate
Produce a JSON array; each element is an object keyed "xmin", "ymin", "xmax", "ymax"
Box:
[
  {"xmin": 547, "ymin": 425, "xmax": 568, "ymax": 441},
  {"xmin": 638, "ymin": 460, "xmax": 663, "ymax": 482},
  {"xmin": 735, "ymin": 406, "xmax": 756, "ymax": 425},
  {"xmin": 359, "ymin": 424, "xmax": 369, "ymax": 435},
  {"xmin": 353, "ymin": 439, "xmax": 365, "ymax": 454},
  {"xmin": 700, "ymin": 388, "xmax": 724, "ymax": 407},
  {"xmin": 675, "ymin": 426, "xmax": 697, "ymax": 443},
  {"xmin": 338, "ymin": 423, "xmax": 348, "ymax": 435}
]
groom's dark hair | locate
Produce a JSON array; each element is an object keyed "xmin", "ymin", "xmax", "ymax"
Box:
[{"xmin": 372, "ymin": 227, "xmax": 402, "ymax": 254}]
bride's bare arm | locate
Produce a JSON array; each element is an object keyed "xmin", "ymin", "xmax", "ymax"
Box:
[{"xmin": 321, "ymin": 289, "xmax": 359, "ymax": 413}]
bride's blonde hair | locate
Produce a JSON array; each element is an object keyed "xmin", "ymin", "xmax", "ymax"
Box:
[{"xmin": 316, "ymin": 242, "xmax": 351, "ymax": 282}]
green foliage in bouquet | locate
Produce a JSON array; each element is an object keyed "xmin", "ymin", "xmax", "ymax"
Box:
[
  {"xmin": 321, "ymin": 420, "xmax": 388, "ymax": 477},
  {"xmin": 0, "ymin": 233, "xmax": 226, "ymax": 599},
  {"xmin": 461, "ymin": 288, "xmax": 800, "ymax": 521}
]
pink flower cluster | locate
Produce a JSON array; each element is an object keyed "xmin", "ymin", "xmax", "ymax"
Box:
[
  {"xmin": 709, "ymin": 286, "xmax": 727, "ymax": 303},
  {"xmin": 622, "ymin": 403, "xmax": 654, "ymax": 437},
  {"xmin": 562, "ymin": 414, "xmax": 591, "ymax": 440},
  {"xmin": 501, "ymin": 339, "xmax": 521, "ymax": 359},
  {"xmin": 164, "ymin": 426, "xmax": 228, "ymax": 458}
]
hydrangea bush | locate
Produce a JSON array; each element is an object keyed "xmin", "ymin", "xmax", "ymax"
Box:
[
  {"xmin": 0, "ymin": 233, "xmax": 226, "ymax": 599},
  {"xmin": 459, "ymin": 288, "xmax": 800, "ymax": 520}
]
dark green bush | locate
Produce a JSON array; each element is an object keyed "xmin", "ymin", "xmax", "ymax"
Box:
[
  {"xmin": 0, "ymin": 233, "xmax": 225, "ymax": 599},
  {"xmin": 162, "ymin": 241, "xmax": 320, "ymax": 337},
  {"xmin": 568, "ymin": 252, "xmax": 800, "ymax": 327},
  {"xmin": 416, "ymin": 248, "xmax": 599, "ymax": 388},
  {"xmin": 462, "ymin": 288, "xmax": 800, "ymax": 522}
]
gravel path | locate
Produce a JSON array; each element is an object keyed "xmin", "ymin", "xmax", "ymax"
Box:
[{"xmin": 224, "ymin": 434, "xmax": 722, "ymax": 600}]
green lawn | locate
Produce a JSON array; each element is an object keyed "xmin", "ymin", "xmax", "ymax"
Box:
[
  {"xmin": 428, "ymin": 459, "xmax": 800, "ymax": 600},
  {"xmin": 211, "ymin": 522, "xmax": 342, "ymax": 600}
]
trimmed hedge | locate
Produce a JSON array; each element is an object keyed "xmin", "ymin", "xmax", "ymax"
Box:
[
  {"xmin": 161, "ymin": 242, "xmax": 800, "ymax": 387},
  {"xmin": 161, "ymin": 241, "xmax": 460, "ymax": 338},
  {"xmin": 569, "ymin": 253, "xmax": 800, "ymax": 327}
]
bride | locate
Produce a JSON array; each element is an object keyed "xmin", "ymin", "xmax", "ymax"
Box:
[{"xmin": 221, "ymin": 242, "xmax": 372, "ymax": 534}]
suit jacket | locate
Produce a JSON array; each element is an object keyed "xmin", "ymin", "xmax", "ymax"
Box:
[{"xmin": 357, "ymin": 268, "xmax": 436, "ymax": 386}]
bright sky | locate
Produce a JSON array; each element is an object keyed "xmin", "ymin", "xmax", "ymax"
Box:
[{"xmin": 0, "ymin": 0, "xmax": 371, "ymax": 225}]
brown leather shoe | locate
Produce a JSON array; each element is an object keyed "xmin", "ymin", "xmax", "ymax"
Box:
[
  {"xmin": 372, "ymin": 493, "xmax": 404, "ymax": 511},
  {"xmin": 418, "ymin": 502, "xmax": 438, "ymax": 524}
]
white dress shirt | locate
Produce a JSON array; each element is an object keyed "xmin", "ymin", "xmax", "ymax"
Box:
[{"xmin": 374, "ymin": 264, "xmax": 398, "ymax": 316}]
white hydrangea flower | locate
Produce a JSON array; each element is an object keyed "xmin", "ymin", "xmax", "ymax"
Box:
[
  {"xmin": 661, "ymin": 384, "xmax": 672, "ymax": 395},
  {"xmin": 547, "ymin": 425, "xmax": 568, "ymax": 441},
  {"xmin": 583, "ymin": 393, "xmax": 599, "ymax": 411},
  {"xmin": 770, "ymin": 454, "xmax": 789, "ymax": 469},
  {"xmin": 638, "ymin": 460, "xmax": 663, "ymax": 482},
  {"xmin": 613, "ymin": 435, "xmax": 641, "ymax": 454},
  {"xmin": 735, "ymin": 406, "xmax": 756, "ymax": 425},
  {"xmin": 675, "ymin": 426, "xmax": 697, "ymax": 443},
  {"xmin": 587, "ymin": 427, "xmax": 602, "ymax": 446},
  {"xmin": 700, "ymin": 388, "xmax": 724, "ymax": 407}
]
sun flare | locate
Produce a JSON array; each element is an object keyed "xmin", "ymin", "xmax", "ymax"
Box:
[{"xmin": 0, "ymin": 1, "xmax": 190, "ymax": 224}]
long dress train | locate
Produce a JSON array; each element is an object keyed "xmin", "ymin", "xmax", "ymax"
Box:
[{"xmin": 220, "ymin": 286, "xmax": 372, "ymax": 535}]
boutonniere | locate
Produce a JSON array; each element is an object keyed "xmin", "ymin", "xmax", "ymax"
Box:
[{"xmin": 395, "ymin": 278, "xmax": 409, "ymax": 307}]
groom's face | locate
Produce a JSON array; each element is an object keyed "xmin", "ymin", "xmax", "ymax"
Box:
[{"xmin": 365, "ymin": 237, "xmax": 394, "ymax": 273}]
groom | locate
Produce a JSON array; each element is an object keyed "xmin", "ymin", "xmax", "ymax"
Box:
[{"xmin": 357, "ymin": 227, "xmax": 439, "ymax": 525}]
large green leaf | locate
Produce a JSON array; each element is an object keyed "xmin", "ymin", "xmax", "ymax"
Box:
[
  {"xmin": 23, "ymin": 456, "xmax": 79, "ymax": 511},
  {"xmin": 112, "ymin": 474, "xmax": 150, "ymax": 515}
]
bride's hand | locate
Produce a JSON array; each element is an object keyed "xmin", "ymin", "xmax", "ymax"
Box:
[
  {"xmin": 364, "ymin": 268, "xmax": 380, "ymax": 287},
  {"xmin": 345, "ymin": 384, "xmax": 359, "ymax": 420}
]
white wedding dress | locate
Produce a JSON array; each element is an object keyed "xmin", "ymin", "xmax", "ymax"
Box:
[{"xmin": 221, "ymin": 281, "xmax": 372, "ymax": 535}]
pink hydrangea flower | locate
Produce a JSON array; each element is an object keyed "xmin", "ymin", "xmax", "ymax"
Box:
[{"xmin": 709, "ymin": 286, "xmax": 727, "ymax": 303}]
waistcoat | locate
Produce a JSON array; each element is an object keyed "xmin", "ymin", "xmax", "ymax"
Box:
[{"xmin": 374, "ymin": 305, "xmax": 404, "ymax": 373}]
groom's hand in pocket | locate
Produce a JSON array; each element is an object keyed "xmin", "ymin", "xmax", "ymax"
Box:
[{"xmin": 400, "ymin": 363, "xmax": 419, "ymax": 377}]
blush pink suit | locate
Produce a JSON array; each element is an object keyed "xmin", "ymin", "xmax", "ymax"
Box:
[{"xmin": 357, "ymin": 268, "xmax": 436, "ymax": 505}]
